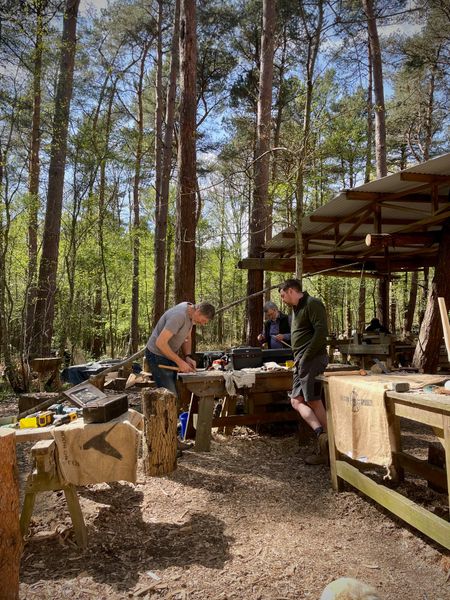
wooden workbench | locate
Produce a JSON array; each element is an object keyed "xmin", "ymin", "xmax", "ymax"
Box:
[
  {"xmin": 177, "ymin": 370, "xmax": 296, "ymax": 452},
  {"xmin": 323, "ymin": 375, "xmax": 450, "ymax": 549}
]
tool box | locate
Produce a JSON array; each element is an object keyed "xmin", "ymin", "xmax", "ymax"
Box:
[
  {"xmin": 262, "ymin": 348, "xmax": 293, "ymax": 363},
  {"xmin": 82, "ymin": 395, "xmax": 129, "ymax": 424},
  {"xmin": 63, "ymin": 383, "xmax": 128, "ymax": 424},
  {"xmin": 228, "ymin": 347, "xmax": 263, "ymax": 370}
]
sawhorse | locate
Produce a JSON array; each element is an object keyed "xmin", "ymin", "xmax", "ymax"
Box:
[{"xmin": 20, "ymin": 439, "xmax": 87, "ymax": 548}]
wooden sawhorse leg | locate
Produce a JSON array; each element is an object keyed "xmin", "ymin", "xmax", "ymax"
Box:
[{"xmin": 21, "ymin": 439, "xmax": 87, "ymax": 548}]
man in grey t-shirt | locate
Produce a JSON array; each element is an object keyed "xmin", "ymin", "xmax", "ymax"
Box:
[{"xmin": 145, "ymin": 301, "xmax": 216, "ymax": 397}]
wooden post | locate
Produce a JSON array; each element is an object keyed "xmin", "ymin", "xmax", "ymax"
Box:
[
  {"xmin": 142, "ymin": 387, "xmax": 178, "ymax": 476},
  {"xmin": 0, "ymin": 430, "xmax": 22, "ymax": 600}
]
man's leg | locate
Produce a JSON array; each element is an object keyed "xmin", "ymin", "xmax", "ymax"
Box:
[{"xmin": 291, "ymin": 396, "xmax": 325, "ymax": 431}]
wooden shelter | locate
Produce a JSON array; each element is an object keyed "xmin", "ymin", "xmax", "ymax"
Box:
[{"xmin": 239, "ymin": 153, "xmax": 450, "ymax": 278}]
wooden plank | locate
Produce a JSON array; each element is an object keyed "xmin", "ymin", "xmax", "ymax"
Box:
[
  {"xmin": 444, "ymin": 415, "xmax": 450, "ymax": 515},
  {"xmin": 392, "ymin": 403, "xmax": 444, "ymax": 430},
  {"xmin": 336, "ymin": 344, "xmax": 390, "ymax": 356},
  {"xmin": 212, "ymin": 411, "xmax": 299, "ymax": 427},
  {"xmin": 387, "ymin": 391, "xmax": 450, "ymax": 413},
  {"xmin": 336, "ymin": 460, "xmax": 450, "ymax": 550},
  {"xmin": 393, "ymin": 452, "xmax": 447, "ymax": 491}
]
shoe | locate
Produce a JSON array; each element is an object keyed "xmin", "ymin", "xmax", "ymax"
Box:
[
  {"xmin": 177, "ymin": 439, "xmax": 193, "ymax": 451},
  {"xmin": 318, "ymin": 432, "xmax": 329, "ymax": 454},
  {"xmin": 304, "ymin": 453, "xmax": 328, "ymax": 465}
]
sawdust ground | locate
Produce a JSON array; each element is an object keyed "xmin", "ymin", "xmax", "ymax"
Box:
[{"xmin": 2, "ymin": 393, "xmax": 449, "ymax": 600}]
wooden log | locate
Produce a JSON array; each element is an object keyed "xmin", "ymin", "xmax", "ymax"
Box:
[
  {"xmin": 142, "ymin": 387, "xmax": 178, "ymax": 476},
  {"xmin": 0, "ymin": 430, "xmax": 22, "ymax": 600}
]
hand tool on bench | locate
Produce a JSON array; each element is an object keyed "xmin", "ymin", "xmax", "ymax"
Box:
[{"xmin": 271, "ymin": 335, "xmax": 292, "ymax": 348}]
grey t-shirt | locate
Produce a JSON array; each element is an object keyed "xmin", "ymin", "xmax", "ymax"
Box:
[{"xmin": 147, "ymin": 302, "xmax": 193, "ymax": 356}]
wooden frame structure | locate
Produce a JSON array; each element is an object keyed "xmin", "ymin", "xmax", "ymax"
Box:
[{"xmin": 239, "ymin": 154, "xmax": 450, "ymax": 278}]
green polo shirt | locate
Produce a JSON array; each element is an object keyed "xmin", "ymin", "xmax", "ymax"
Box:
[{"xmin": 291, "ymin": 291, "xmax": 328, "ymax": 361}]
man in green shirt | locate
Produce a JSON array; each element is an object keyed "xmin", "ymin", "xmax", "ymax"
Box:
[{"xmin": 279, "ymin": 279, "xmax": 329, "ymax": 465}]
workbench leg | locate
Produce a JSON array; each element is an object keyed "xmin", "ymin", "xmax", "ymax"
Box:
[
  {"xmin": 386, "ymin": 398, "xmax": 404, "ymax": 483},
  {"xmin": 195, "ymin": 395, "xmax": 215, "ymax": 452},
  {"xmin": 444, "ymin": 415, "xmax": 450, "ymax": 517},
  {"xmin": 20, "ymin": 492, "xmax": 36, "ymax": 537},
  {"xmin": 224, "ymin": 396, "xmax": 237, "ymax": 436},
  {"xmin": 324, "ymin": 386, "xmax": 343, "ymax": 492},
  {"xmin": 185, "ymin": 393, "xmax": 198, "ymax": 440},
  {"xmin": 63, "ymin": 485, "xmax": 87, "ymax": 549}
]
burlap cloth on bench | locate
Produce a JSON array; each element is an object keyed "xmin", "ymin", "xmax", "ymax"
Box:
[
  {"xmin": 52, "ymin": 409, "xmax": 143, "ymax": 486},
  {"xmin": 327, "ymin": 374, "xmax": 447, "ymax": 469}
]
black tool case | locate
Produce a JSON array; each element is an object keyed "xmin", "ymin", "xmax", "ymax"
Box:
[
  {"xmin": 228, "ymin": 347, "xmax": 263, "ymax": 370},
  {"xmin": 63, "ymin": 382, "xmax": 128, "ymax": 424},
  {"xmin": 262, "ymin": 348, "xmax": 293, "ymax": 362},
  {"xmin": 82, "ymin": 394, "xmax": 129, "ymax": 424}
]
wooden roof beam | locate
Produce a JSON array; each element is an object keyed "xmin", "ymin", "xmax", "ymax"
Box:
[
  {"xmin": 400, "ymin": 172, "xmax": 450, "ymax": 184},
  {"xmin": 346, "ymin": 191, "xmax": 449, "ymax": 203},
  {"xmin": 309, "ymin": 215, "xmax": 417, "ymax": 225},
  {"xmin": 365, "ymin": 232, "xmax": 440, "ymax": 247}
]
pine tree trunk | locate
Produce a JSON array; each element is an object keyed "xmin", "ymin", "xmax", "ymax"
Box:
[
  {"xmin": 0, "ymin": 430, "xmax": 22, "ymax": 600},
  {"xmin": 130, "ymin": 44, "xmax": 149, "ymax": 353},
  {"xmin": 154, "ymin": 0, "xmax": 180, "ymax": 325},
  {"xmin": 246, "ymin": 0, "xmax": 276, "ymax": 345},
  {"xmin": 25, "ymin": 3, "xmax": 45, "ymax": 355},
  {"xmin": 142, "ymin": 388, "xmax": 178, "ymax": 476},
  {"xmin": 403, "ymin": 270, "xmax": 418, "ymax": 336},
  {"xmin": 174, "ymin": 0, "xmax": 197, "ymax": 305},
  {"xmin": 30, "ymin": 0, "xmax": 81, "ymax": 357},
  {"xmin": 413, "ymin": 221, "xmax": 450, "ymax": 372},
  {"xmin": 363, "ymin": 0, "xmax": 387, "ymax": 178}
]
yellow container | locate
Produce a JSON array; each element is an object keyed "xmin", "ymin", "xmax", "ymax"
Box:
[{"xmin": 285, "ymin": 360, "xmax": 295, "ymax": 369}]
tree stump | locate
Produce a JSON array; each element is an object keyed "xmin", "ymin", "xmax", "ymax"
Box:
[
  {"xmin": 142, "ymin": 387, "xmax": 178, "ymax": 476},
  {"xmin": 0, "ymin": 430, "xmax": 22, "ymax": 600}
]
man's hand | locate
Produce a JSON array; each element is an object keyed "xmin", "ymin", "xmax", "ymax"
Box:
[
  {"xmin": 273, "ymin": 334, "xmax": 285, "ymax": 341},
  {"xmin": 257, "ymin": 334, "xmax": 265, "ymax": 343},
  {"xmin": 185, "ymin": 356, "xmax": 197, "ymax": 370},
  {"xmin": 178, "ymin": 359, "xmax": 196, "ymax": 373}
]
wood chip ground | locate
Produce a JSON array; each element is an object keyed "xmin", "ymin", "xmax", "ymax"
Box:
[{"xmin": 1, "ymin": 393, "xmax": 449, "ymax": 600}]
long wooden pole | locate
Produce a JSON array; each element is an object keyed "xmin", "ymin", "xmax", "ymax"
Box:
[{"xmin": 438, "ymin": 297, "xmax": 450, "ymax": 362}]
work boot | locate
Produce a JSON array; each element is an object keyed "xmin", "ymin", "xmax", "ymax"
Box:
[
  {"xmin": 177, "ymin": 438, "xmax": 193, "ymax": 451},
  {"xmin": 305, "ymin": 432, "xmax": 329, "ymax": 465},
  {"xmin": 304, "ymin": 453, "xmax": 328, "ymax": 465}
]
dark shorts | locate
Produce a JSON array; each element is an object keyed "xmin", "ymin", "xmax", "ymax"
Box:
[{"xmin": 291, "ymin": 353, "xmax": 328, "ymax": 403}]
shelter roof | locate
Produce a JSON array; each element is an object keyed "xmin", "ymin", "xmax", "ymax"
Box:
[{"xmin": 239, "ymin": 153, "xmax": 450, "ymax": 277}]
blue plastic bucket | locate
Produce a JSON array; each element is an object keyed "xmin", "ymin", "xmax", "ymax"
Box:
[{"xmin": 179, "ymin": 412, "xmax": 189, "ymax": 439}]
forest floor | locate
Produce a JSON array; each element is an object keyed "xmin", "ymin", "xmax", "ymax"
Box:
[{"xmin": 2, "ymin": 390, "xmax": 450, "ymax": 600}]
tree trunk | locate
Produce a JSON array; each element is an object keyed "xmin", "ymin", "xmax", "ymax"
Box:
[
  {"xmin": 30, "ymin": 0, "xmax": 81, "ymax": 357},
  {"xmin": 413, "ymin": 221, "xmax": 450, "ymax": 372},
  {"xmin": 25, "ymin": 2, "xmax": 45, "ymax": 355},
  {"xmin": 295, "ymin": 0, "xmax": 324, "ymax": 282},
  {"xmin": 154, "ymin": 0, "xmax": 180, "ymax": 325},
  {"xmin": 358, "ymin": 281, "xmax": 366, "ymax": 333},
  {"xmin": 363, "ymin": 0, "xmax": 387, "ymax": 178},
  {"xmin": 403, "ymin": 270, "xmax": 418, "ymax": 336},
  {"xmin": 130, "ymin": 44, "xmax": 150, "ymax": 353},
  {"xmin": 246, "ymin": 0, "xmax": 276, "ymax": 345},
  {"xmin": 0, "ymin": 430, "xmax": 22, "ymax": 600},
  {"xmin": 365, "ymin": 38, "xmax": 373, "ymax": 183},
  {"xmin": 174, "ymin": 0, "xmax": 197, "ymax": 305},
  {"xmin": 142, "ymin": 387, "xmax": 178, "ymax": 476}
]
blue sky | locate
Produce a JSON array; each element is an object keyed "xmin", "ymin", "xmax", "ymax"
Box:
[{"xmin": 80, "ymin": 0, "xmax": 108, "ymax": 14}]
